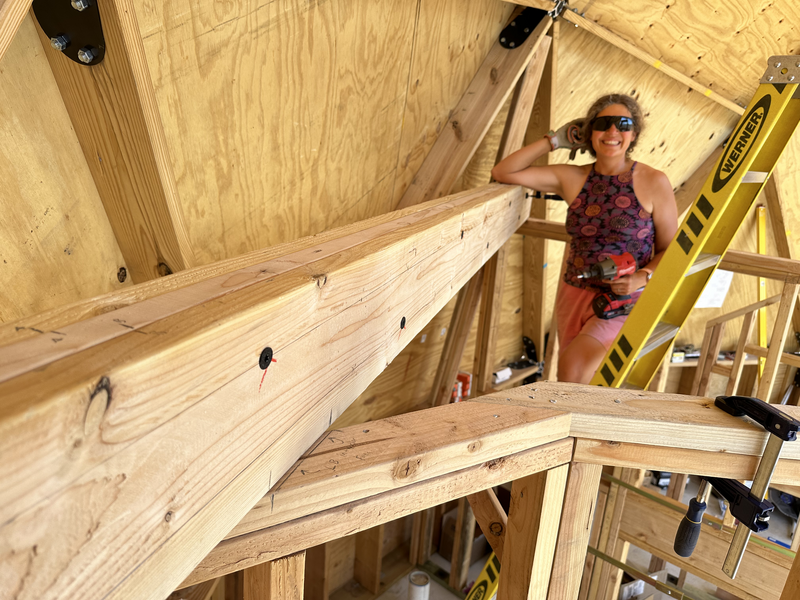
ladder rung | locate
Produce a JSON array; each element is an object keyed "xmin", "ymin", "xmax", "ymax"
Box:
[
  {"xmin": 637, "ymin": 322, "xmax": 680, "ymax": 359},
  {"xmin": 686, "ymin": 253, "xmax": 721, "ymax": 276},
  {"xmin": 741, "ymin": 171, "xmax": 768, "ymax": 183}
]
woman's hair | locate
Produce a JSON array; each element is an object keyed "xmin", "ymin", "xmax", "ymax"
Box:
[{"xmin": 581, "ymin": 94, "xmax": 644, "ymax": 157}]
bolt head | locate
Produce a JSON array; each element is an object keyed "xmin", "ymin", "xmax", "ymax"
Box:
[
  {"xmin": 509, "ymin": 42, "xmax": 515, "ymax": 47},
  {"xmin": 500, "ymin": 37, "xmax": 506, "ymax": 43},
  {"xmin": 775, "ymin": 61, "xmax": 782, "ymax": 68},
  {"xmin": 767, "ymin": 75, "xmax": 774, "ymax": 81},
  {"xmin": 71, "ymin": 0, "xmax": 90, "ymax": 10},
  {"xmin": 790, "ymin": 75, "xmax": 796, "ymax": 82},
  {"xmin": 50, "ymin": 35, "xmax": 69, "ymax": 51},
  {"xmin": 511, "ymin": 20, "xmax": 516, "ymax": 26},
  {"xmin": 77, "ymin": 47, "xmax": 96, "ymax": 64}
]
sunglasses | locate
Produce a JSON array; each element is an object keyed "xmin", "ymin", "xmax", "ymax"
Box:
[{"xmin": 591, "ymin": 116, "xmax": 635, "ymax": 132}]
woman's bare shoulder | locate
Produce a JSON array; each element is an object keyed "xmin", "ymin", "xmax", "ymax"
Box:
[{"xmin": 634, "ymin": 162, "xmax": 673, "ymax": 191}]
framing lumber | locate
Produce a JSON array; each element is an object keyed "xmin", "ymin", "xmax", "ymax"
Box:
[
  {"xmin": 756, "ymin": 281, "xmax": 800, "ymax": 400},
  {"xmin": 168, "ymin": 579, "xmax": 220, "ymax": 600},
  {"xmin": 396, "ymin": 15, "xmax": 552, "ymax": 208},
  {"xmin": 467, "ymin": 489, "xmax": 508, "ymax": 562},
  {"xmin": 0, "ymin": 184, "xmax": 528, "ymax": 600},
  {"xmin": 34, "ymin": 0, "xmax": 195, "ymax": 283},
  {"xmin": 473, "ymin": 245, "xmax": 510, "ymax": 394},
  {"xmin": 782, "ymin": 552, "xmax": 800, "ymax": 600},
  {"xmin": 354, "ymin": 526, "xmax": 384, "ymax": 594},
  {"xmin": 497, "ymin": 465, "xmax": 569, "ymax": 600},
  {"xmin": 184, "ymin": 442, "xmax": 574, "ymax": 587},
  {"xmin": 245, "ymin": 552, "xmax": 305, "ymax": 600},
  {"xmin": 547, "ymin": 462, "xmax": 602, "ymax": 600},
  {"xmin": 0, "ymin": 0, "xmax": 29, "ymax": 64},
  {"xmin": 523, "ymin": 22, "xmax": 558, "ymax": 361},
  {"xmin": 503, "ymin": 0, "xmax": 743, "ymax": 115},
  {"xmin": 304, "ymin": 546, "xmax": 328, "ymax": 600},
  {"xmin": 449, "ymin": 497, "xmax": 477, "ymax": 590}
]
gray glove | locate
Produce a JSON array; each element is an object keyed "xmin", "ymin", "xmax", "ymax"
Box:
[{"xmin": 546, "ymin": 118, "xmax": 587, "ymax": 160}]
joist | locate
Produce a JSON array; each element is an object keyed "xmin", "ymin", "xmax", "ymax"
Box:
[
  {"xmin": 396, "ymin": 15, "xmax": 552, "ymax": 208},
  {"xmin": 0, "ymin": 184, "xmax": 529, "ymax": 600},
  {"xmin": 34, "ymin": 0, "xmax": 195, "ymax": 282},
  {"xmin": 0, "ymin": 0, "xmax": 30, "ymax": 64}
]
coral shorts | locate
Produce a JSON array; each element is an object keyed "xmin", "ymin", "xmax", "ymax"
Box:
[{"xmin": 555, "ymin": 282, "xmax": 642, "ymax": 356}]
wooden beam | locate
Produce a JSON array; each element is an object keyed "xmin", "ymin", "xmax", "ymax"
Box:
[
  {"xmin": 0, "ymin": 0, "xmax": 30, "ymax": 64},
  {"xmin": 354, "ymin": 526, "xmax": 384, "ymax": 594},
  {"xmin": 620, "ymin": 489, "xmax": 791, "ymax": 600},
  {"xmin": 304, "ymin": 546, "xmax": 328, "ymax": 600},
  {"xmin": 756, "ymin": 281, "xmax": 800, "ymax": 400},
  {"xmin": 504, "ymin": 0, "xmax": 743, "ymax": 115},
  {"xmin": 467, "ymin": 489, "xmax": 508, "ymax": 562},
  {"xmin": 183, "ymin": 441, "xmax": 573, "ymax": 587},
  {"xmin": 34, "ymin": 0, "xmax": 195, "ymax": 282},
  {"xmin": 0, "ymin": 184, "xmax": 529, "ymax": 600},
  {"xmin": 547, "ymin": 462, "xmax": 602, "ymax": 600},
  {"xmin": 396, "ymin": 16, "xmax": 552, "ymax": 208},
  {"xmin": 225, "ymin": 572, "xmax": 244, "ymax": 600},
  {"xmin": 449, "ymin": 497, "xmax": 476, "ymax": 591},
  {"xmin": 168, "ymin": 579, "xmax": 220, "ymax": 600},
  {"xmin": 429, "ymin": 270, "xmax": 483, "ymax": 406},
  {"xmin": 523, "ymin": 22, "xmax": 558, "ymax": 360},
  {"xmin": 473, "ymin": 245, "xmax": 510, "ymax": 394},
  {"xmin": 497, "ymin": 465, "xmax": 569, "ymax": 600},
  {"xmin": 227, "ymin": 401, "xmax": 569, "ymax": 539},
  {"xmin": 245, "ymin": 552, "xmax": 305, "ymax": 600},
  {"xmin": 516, "ymin": 217, "xmax": 570, "ymax": 242},
  {"xmin": 573, "ymin": 439, "xmax": 800, "ymax": 485}
]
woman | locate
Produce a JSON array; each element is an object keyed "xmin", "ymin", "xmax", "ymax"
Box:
[{"xmin": 491, "ymin": 94, "xmax": 678, "ymax": 383}]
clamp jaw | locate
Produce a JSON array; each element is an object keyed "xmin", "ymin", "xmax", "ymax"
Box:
[{"xmin": 673, "ymin": 395, "xmax": 799, "ymax": 578}]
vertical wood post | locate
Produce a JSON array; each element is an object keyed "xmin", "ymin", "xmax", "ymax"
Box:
[
  {"xmin": 780, "ymin": 547, "xmax": 800, "ymax": 599},
  {"xmin": 756, "ymin": 280, "xmax": 800, "ymax": 401},
  {"xmin": 450, "ymin": 497, "xmax": 477, "ymax": 591},
  {"xmin": 245, "ymin": 552, "xmax": 305, "ymax": 600},
  {"xmin": 355, "ymin": 525, "xmax": 384, "ymax": 594},
  {"xmin": 497, "ymin": 464, "xmax": 569, "ymax": 600},
  {"xmin": 547, "ymin": 462, "xmax": 602, "ymax": 600},
  {"xmin": 304, "ymin": 544, "xmax": 329, "ymax": 600}
]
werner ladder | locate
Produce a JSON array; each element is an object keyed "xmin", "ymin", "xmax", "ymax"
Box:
[{"xmin": 592, "ymin": 56, "xmax": 800, "ymax": 388}]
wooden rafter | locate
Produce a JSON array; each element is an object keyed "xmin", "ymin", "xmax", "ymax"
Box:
[
  {"xmin": 0, "ymin": 184, "xmax": 528, "ymax": 600},
  {"xmin": 34, "ymin": 0, "xmax": 195, "ymax": 282}
]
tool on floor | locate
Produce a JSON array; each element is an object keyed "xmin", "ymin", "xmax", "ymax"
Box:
[
  {"xmin": 672, "ymin": 395, "xmax": 799, "ymax": 577},
  {"xmin": 590, "ymin": 57, "xmax": 800, "ymax": 388}
]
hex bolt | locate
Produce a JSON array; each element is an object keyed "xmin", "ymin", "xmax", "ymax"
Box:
[
  {"xmin": 500, "ymin": 37, "xmax": 506, "ymax": 43},
  {"xmin": 790, "ymin": 75, "xmax": 796, "ymax": 82},
  {"xmin": 71, "ymin": 0, "xmax": 90, "ymax": 10},
  {"xmin": 509, "ymin": 42, "xmax": 515, "ymax": 48},
  {"xmin": 775, "ymin": 61, "xmax": 782, "ymax": 68},
  {"xmin": 78, "ymin": 47, "xmax": 97, "ymax": 64},
  {"xmin": 767, "ymin": 75, "xmax": 774, "ymax": 82},
  {"xmin": 50, "ymin": 35, "xmax": 69, "ymax": 51}
]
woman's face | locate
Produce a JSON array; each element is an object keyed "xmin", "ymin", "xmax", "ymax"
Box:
[{"xmin": 590, "ymin": 104, "xmax": 637, "ymax": 158}]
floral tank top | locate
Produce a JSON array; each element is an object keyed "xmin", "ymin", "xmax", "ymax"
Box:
[{"xmin": 564, "ymin": 162, "xmax": 655, "ymax": 289}]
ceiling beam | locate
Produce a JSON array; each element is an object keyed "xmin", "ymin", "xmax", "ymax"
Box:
[{"xmin": 0, "ymin": 183, "xmax": 528, "ymax": 600}]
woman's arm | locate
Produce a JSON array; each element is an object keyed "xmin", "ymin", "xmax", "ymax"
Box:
[{"xmin": 491, "ymin": 137, "xmax": 583, "ymax": 197}]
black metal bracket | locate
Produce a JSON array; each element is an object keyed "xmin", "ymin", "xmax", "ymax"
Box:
[
  {"xmin": 499, "ymin": 7, "xmax": 549, "ymax": 49},
  {"xmin": 32, "ymin": 0, "xmax": 106, "ymax": 66},
  {"xmin": 526, "ymin": 191, "xmax": 565, "ymax": 202},
  {"xmin": 548, "ymin": 0, "xmax": 568, "ymax": 19}
]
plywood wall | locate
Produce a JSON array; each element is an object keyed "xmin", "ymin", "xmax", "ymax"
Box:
[{"xmin": 0, "ymin": 16, "xmax": 130, "ymax": 323}]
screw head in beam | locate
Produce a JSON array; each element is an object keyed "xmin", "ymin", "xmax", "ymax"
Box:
[
  {"xmin": 77, "ymin": 46, "xmax": 97, "ymax": 64},
  {"xmin": 71, "ymin": 0, "xmax": 90, "ymax": 10},
  {"xmin": 50, "ymin": 35, "xmax": 69, "ymax": 51}
]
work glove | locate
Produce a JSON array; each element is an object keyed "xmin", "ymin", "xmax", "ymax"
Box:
[{"xmin": 545, "ymin": 118, "xmax": 587, "ymax": 160}]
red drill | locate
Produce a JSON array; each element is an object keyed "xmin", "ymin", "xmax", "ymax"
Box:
[{"xmin": 577, "ymin": 252, "xmax": 637, "ymax": 281}]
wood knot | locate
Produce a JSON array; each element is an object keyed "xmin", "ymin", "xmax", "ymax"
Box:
[
  {"xmin": 467, "ymin": 441, "xmax": 481, "ymax": 453},
  {"xmin": 313, "ymin": 274, "xmax": 328, "ymax": 288},
  {"xmin": 85, "ymin": 376, "xmax": 111, "ymax": 436},
  {"xmin": 490, "ymin": 67, "xmax": 499, "ymax": 84},
  {"xmin": 489, "ymin": 522, "xmax": 504, "ymax": 536},
  {"xmin": 451, "ymin": 120, "xmax": 463, "ymax": 142},
  {"xmin": 394, "ymin": 458, "xmax": 421, "ymax": 480}
]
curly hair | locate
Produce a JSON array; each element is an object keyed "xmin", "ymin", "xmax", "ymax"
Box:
[{"xmin": 581, "ymin": 94, "xmax": 644, "ymax": 157}]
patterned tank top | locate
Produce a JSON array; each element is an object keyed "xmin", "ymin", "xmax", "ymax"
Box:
[{"xmin": 564, "ymin": 162, "xmax": 655, "ymax": 289}]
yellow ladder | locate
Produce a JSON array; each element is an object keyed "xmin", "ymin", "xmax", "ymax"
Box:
[{"xmin": 592, "ymin": 56, "xmax": 800, "ymax": 388}]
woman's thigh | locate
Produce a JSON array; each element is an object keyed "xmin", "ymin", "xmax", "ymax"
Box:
[{"xmin": 558, "ymin": 333, "xmax": 608, "ymax": 384}]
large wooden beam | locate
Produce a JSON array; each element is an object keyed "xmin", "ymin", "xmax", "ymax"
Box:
[
  {"xmin": 0, "ymin": 0, "xmax": 30, "ymax": 64},
  {"xmin": 396, "ymin": 16, "xmax": 552, "ymax": 208},
  {"xmin": 34, "ymin": 0, "xmax": 195, "ymax": 282},
  {"xmin": 0, "ymin": 184, "xmax": 528, "ymax": 600}
]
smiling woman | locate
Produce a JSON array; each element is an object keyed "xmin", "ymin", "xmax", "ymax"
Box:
[{"xmin": 491, "ymin": 94, "xmax": 678, "ymax": 384}]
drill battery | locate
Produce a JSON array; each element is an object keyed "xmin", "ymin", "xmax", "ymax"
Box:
[{"xmin": 592, "ymin": 291, "xmax": 634, "ymax": 319}]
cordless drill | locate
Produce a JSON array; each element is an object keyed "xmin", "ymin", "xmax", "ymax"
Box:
[{"xmin": 576, "ymin": 253, "xmax": 638, "ymax": 319}]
